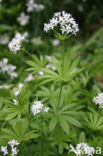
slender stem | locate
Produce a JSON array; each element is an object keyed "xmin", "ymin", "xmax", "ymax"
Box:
[
  {"xmin": 41, "ymin": 113, "xmax": 44, "ymax": 156},
  {"xmin": 62, "ymin": 39, "xmax": 65, "ymax": 74},
  {"xmin": 57, "ymin": 39, "xmax": 65, "ymax": 111},
  {"xmin": 21, "ymin": 47, "xmax": 32, "ymax": 58},
  {"xmin": 58, "ymin": 82, "xmax": 63, "ymax": 110}
]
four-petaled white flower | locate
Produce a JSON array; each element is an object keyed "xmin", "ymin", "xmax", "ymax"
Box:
[
  {"xmin": 25, "ymin": 73, "xmax": 34, "ymax": 82},
  {"xmin": 34, "ymin": 4, "xmax": 45, "ymax": 12},
  {"xmin": 0, "ymin": 34, "xmax": 9, "ymax": 45},
  {"xmin": 17, "ymin": 12, "xmax": 30, "ymax": 26},
  {"xmin": 26, "ymin": 0, "xmax": 45, "ymax": 12},
  {"xmin": 1, "ymin": 146, "xmax": 8, "ymax": 155},
  {"xmin": 0, "ymin": 58, "xmax": 18, "ymax": 78},
  {"xmin": 8, "ymin": 140, "xmax": 19, "ymax": 148},
  {"xmin": 26, "ymin": 0, "xmax": 35, "ymax": 12},
  {"xmin": 45, "ymin": 56, "xmax": 51, "ymax": 62}
]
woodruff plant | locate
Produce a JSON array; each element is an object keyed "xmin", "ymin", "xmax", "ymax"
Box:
[
  {"xmin": 26, "ymin": 11, "xmax": 83, "ymax": 154},
  {"xmin": 1, "ymin": 11, "xmax": 91, "ymax": 155}
]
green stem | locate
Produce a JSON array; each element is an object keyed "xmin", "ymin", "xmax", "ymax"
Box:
[
  {"xmin": 41, "ymin": 113, "xmax": 44, "ymax": 156},
  {"xmin": 62, "ymin": 40, "xmax": 65, "ymax": 74},
  {"xmin": 57, "ymin": 40, "xmax": 65, "ymax": 111},
  {"xmin": 21, "ymin": 47, "xmax": 32, "ymax": 58}
]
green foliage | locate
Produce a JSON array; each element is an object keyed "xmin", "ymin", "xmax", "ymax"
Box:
[
  {"xmin": 0, "ymin": 0, "xmax": 103, "ymax": 155},
  {"xmin": 0, "ymin": 86, "xmax": 30, "ymax": 120},
  {"xmin": 27, "ymin": 52, "xmax": 83, "ymax": 83},
  {"xmin": 0, "ymin": 119, "xmax": 39, "ymax": 142},
  {"xmin": 84, "ymin": 111, "xmax": 103, "ymax": 131}
]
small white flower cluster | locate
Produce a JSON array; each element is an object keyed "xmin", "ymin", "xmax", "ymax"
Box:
[
  {"xmin": 24, "ymin": 73, "xmax": 34, "ymax": 82},
  {"xmin": 69, "ymin": 143, "xmax": 94, "ymax": 156},
  {"xmin": 93, "ymin": 93, "xmax": 103, "ymax": 108},
  {"xmin": 1, "ymin": 140, "xmax": 19, "ymax": 156},
  {"xmin": 13, "ymin": 83, "xmax": 24, "ymax": 96},
  {"xmin": 8, "ymin": 33, "xmax": 25, "ymax": 53},
  {"xmin": 26, "ymin": 0, "xmax": 45, "ymax": 12},
  {"xmin": 45, "ymin": 64, "xmax": 56, "ymax": 71},
  {"xmin": 17, "ymin": 12, "xmax": 30, "ymax": 26},
  {"xmin": 0, "ymin": 58, "xmax": 18, "ymax": 79},
  {"xmin": 44, "ymin": 11, "xmax": 79, "ymax": 35},
  {"xmin": 0, "ymin": 34, "xmax": 9, "ymax": 45},
  {"xmin": 31, "ymin": 101, "xmax": 49, "ymax": 116}
]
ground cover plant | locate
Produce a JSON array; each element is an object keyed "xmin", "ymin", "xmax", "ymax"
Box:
[{"xmin": 0, "ymin": 0, "xmax": 103, "ymax": 156}]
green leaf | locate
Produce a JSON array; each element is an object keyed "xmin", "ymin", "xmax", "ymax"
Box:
[
  {"xmin": 5, "ymin": 112, "xmax": 17, "ymax": 120},
  {"xmin": 59, "ymin": 117, "xmax": 70, "ymax": 134},
  {"xmin": 49, "ymin": 117, "xmax": 57, "ymax": 131}
]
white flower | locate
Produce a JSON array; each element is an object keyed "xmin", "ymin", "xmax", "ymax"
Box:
[
  {"xmin": 45, "ymin": 64, "xmax": 56, "ymax": 71},
  {"xmin": 8, "ymin": 38, "xmax": 21, "ymax": 53},
  {"xmin": 0, "ymin": 84, "xmax": 11, "ymax": 89},
  {"xmin": 18, "ymin": 83, "xmax": 23, "ymax": 88},
  {"xmin": 77, "ymin": 5, "xmax": 84, "ymax": 12},
  {"xmin": 31, "ymin": 101, "xmax": 43, "ymax": 116},
  {"xmin": 34, "ymin": 4, "xmax": 45, "ymax": 11},
  {"xmin": 17, "ymin": 12, "xmax": 30, "ymax": 26},
  {"xmin": 31, "ymin": 101, "xmax": 49, "ymax": 116},
  {"xmin": 0, "ymin": 34, "xmax": 9, "ymax": 45},
  {"xmin": 39, "ymin": 71, "xmax": 44, "ymax": 75},
  {"xmin": 11, "ymin": 147, "xmax": 19, "ymax": 156},
  {"xmin": 15, "ymin": 33, "xmax": 24, "ymax": 41},
  {"xmin": 8, "ymin": 140, "xmax": 19, "ymax": 156},
  {"xmin": 13, "ymin": 99, "xmax": 19, "ymax": 105},
  {"xmin": 23, "ymin": 32, "xmax": 29, "ymax": 42},
  {"xmin": 25, "ymin": 73, "xmax": 34, "ymax": 82},
  {"xmin": 45, "ymin": 56, "xmax": 51, "ymax": 62},
  {"xmin": 1, "ymin": 146, "xmax": 8, "ymax": 155},
  {"xmin": 52, "ymin": 39, "xmax": 60, "ymax": 46},
  {"xmin": 0, "ymin": 58, "xmax": 18, "ymax": 78},
  {"xmin": 8, "ymin": 72, "xmax": 18, "ymax": 79},
  {"xmin": 0, "ymin": 58, "xmax": 8, "ymax": 72},
  {"xmin": 69, "ymin": 143, "xmax": 94, "ymax": 156},
  {"xmin": 13, "ymin": 83, "xmax": 24, "ymax": 96},
  {"xmin": 8, "ymin": 140, "xmax": 19, "ymax": 148},
  {"xmin": 8, "ymin": 33, "xmax": 24, "ymax": 53},
  {"xmin": 26, "ymin": 0, "xmax": 35, "ymax": 12},
  {"xmin": 44, "ymin": 107, "xmax": 49, "ymax": 112},
  {"xmin": 26, "ymin": 0, "xmax": 45, "ymax": 12},
  {"xmin": 93, "ymin": 93, "xmax": 103, "ymax": 108},
  {"xmin": 44, "ymin": 11, "xmax": 79, "ymax": 35}
]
